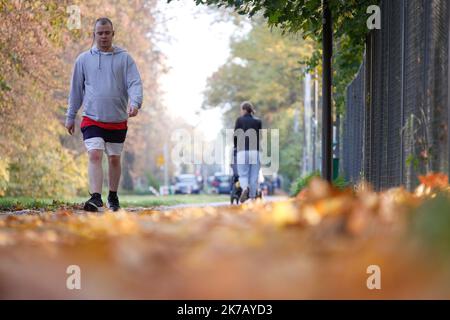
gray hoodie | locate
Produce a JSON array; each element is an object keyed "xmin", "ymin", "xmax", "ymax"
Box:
[{"xmin": 66, "ymin": 45, "xmax": 143, "ymax": 125}]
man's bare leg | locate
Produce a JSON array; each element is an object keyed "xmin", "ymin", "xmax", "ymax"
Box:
[
  {"xmin": 88, "ymin": 149, "xmax": 103, "ymax": 194},
  {"xmin": 108, "ymin": 155, "xmax": 121, "ymax": 192},
  {"xmin": 107, "ymin": 155, "xmax": 121, "ymax": 211}
]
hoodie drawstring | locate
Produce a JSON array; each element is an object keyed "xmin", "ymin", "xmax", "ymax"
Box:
[
  {"xmin": 111, "ymin": 52, "xmax": 118, "ymax": 84},
  {"xmin": 90, "ymin": 46, "xmax": 120, "ymax": 84}
]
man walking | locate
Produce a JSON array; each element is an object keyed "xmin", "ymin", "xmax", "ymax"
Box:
[{"xmin": 65, "ymin": 17, "xmax": 143, "ymax": 212}]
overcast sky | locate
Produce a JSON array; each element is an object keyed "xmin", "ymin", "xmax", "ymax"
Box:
[{"xmin": 155, "ymin": 0, "xmax": 245, "ymax": 139}]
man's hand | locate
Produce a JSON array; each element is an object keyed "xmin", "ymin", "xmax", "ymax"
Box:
[
  {"xmin": 128, "ymin": 105, "xmax": 139, "ymax": 117},
  {"xmin": 65, "ymin": 121, "xmax": 75, "ymax": 135}
]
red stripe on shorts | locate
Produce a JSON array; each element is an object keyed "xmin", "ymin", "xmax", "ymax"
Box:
[{"xmin": 80, "ymin": 116, "xmax": 128, "ymax": 130}]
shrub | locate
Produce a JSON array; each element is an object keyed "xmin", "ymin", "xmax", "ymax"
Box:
[{"xmin": 290, "ymin": 171, "xmax": 348, "ymax": 196}]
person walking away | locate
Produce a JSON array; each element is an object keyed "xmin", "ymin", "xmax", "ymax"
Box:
[{"xmin": 233, "ymin": 101, "xmax": 262, "ymax": 203}]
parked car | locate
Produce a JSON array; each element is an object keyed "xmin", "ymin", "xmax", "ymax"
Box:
[
  {"xmin": 205, "ymin": 175, "xmax": 217, "ymax": 194},
  {"xmin": 174, "ymin": 174, "xmax": 201, "ymax": 194},
  {"xmin": 213, "ymin": 173, "xmax": 232, "ymax": 194}
]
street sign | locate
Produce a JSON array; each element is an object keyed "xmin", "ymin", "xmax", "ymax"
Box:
[{"xmin": 157, "ymin": 155, "xmax": 165, "ymax": 167}]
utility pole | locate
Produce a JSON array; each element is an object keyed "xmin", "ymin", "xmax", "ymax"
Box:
[
  {"xmin": 163, "ymin": 142, "xmax": 169, "ymax": 188},
  {"xmin": 312, "ymin": 68, "xmax": 319, "ymax": 171},
  {"xmin": 303, "ymin": 71, "xmax": 312, "ymax": 174},
  {"xmin": 322, "ymin": 0, "xmax": 333, "ymax": 182}
]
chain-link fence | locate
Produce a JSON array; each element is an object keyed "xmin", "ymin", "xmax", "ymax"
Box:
[{"xmin": 343, "ymin": 0, "xmax": 449, "ymax": 190}]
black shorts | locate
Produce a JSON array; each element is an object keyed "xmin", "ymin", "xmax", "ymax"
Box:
[{"xmin": 81, "ymin": 125, "xmax": 127, "ymax": 143}]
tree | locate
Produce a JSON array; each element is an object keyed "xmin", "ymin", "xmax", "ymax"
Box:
[
  {"xmin": 180, "ymin": 0, "xmax": 375, "ymax": 113},
  {"xmin": 0, "ymin": 0, "xmax": 169, "ymax": 197},
  {"xmin": 0, "ymin": 0, "xmax": 90, "ymax": 197},
  {"xmin": 181, "ymin": 0, "xmax": 375, "ymax": 181},
  {"xmin": 203, "ymin": 19, "xmax": 314, "ymax": 186}
]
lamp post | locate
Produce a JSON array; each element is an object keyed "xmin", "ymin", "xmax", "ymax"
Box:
[{"xmin": 322, "ymin": 0, "xmax": 333, "ymax": 182}]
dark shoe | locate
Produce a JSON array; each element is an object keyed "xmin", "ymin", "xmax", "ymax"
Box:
[
  {"xmin": 239, "ymin": 187, "xmax": 249, "ymax": 203},
  {"xmin": 256, "ymin": 189, "xmax": 263, "ymax": 199},
  {"xmin": 107, "ymin": 193, "xmax": 120, "ymax": 212},
  {"xmin": 83, "ymin": 193, "xmax": 103, "ymax": 212}
]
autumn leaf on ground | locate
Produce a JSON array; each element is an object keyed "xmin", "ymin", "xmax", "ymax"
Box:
[
  {"xmin": 418, "ymin": 172, "xmax": 449, "ymax": 190},
  {"xmin": 1, "ymin": 175, "xmax": 450, "ymax": 299}
]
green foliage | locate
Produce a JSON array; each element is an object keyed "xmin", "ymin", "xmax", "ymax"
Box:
[
  {"xmin": 0, "ymin": 75, "xmax": 11, "ymax": 92},
  {"xmin": 0, "ymin": 194, "xmax": 230, "ymax": 211},
  {"xmin": 406, "ymin": 154, "xmax": 420, "ymax": 171},
  {"xmin": 332, "ymin": 175, "xmax": 348, "ymax": 190},
  {"xmin": 204, "ymin": 18, "xmax": 314, "ymax": 121},
  {"xmin": 146, "ymin": 171, "xmax": 161, "ymax": 191},
  {"xmin": 410, "ymin": 194, "xmax": 450, "ymax": 260},
  {"xmin": 290, "ymin": 170, "xmax": 348, "ymax": 196},
  {"xmin": 290, "ymin": 171, "xmax": 321, "ymax": 196},
  {"xmin": 0, "ymin": 157, "xmax": 9, "ymax": 196},
  {"xmin": 188, "ymin": 0, "xmax": 377, "ymax": 114},
  {"xmin": 276, "ymin": 109, "xmax": 303, "ymax": 186},
  {"xmin": 5, "ymin": 138, "xmax": 89, "ymax": 198},
  {"xmin": 0, "ymin": 198, "xmax": 77, "ymax": 211},
  {"xmin": 117, "ymin": 194, "xmax": 228, "ymax": 207},
  {"xmin": 204, "ymin": 20, "xmax": 313, "ymax": 186}
]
